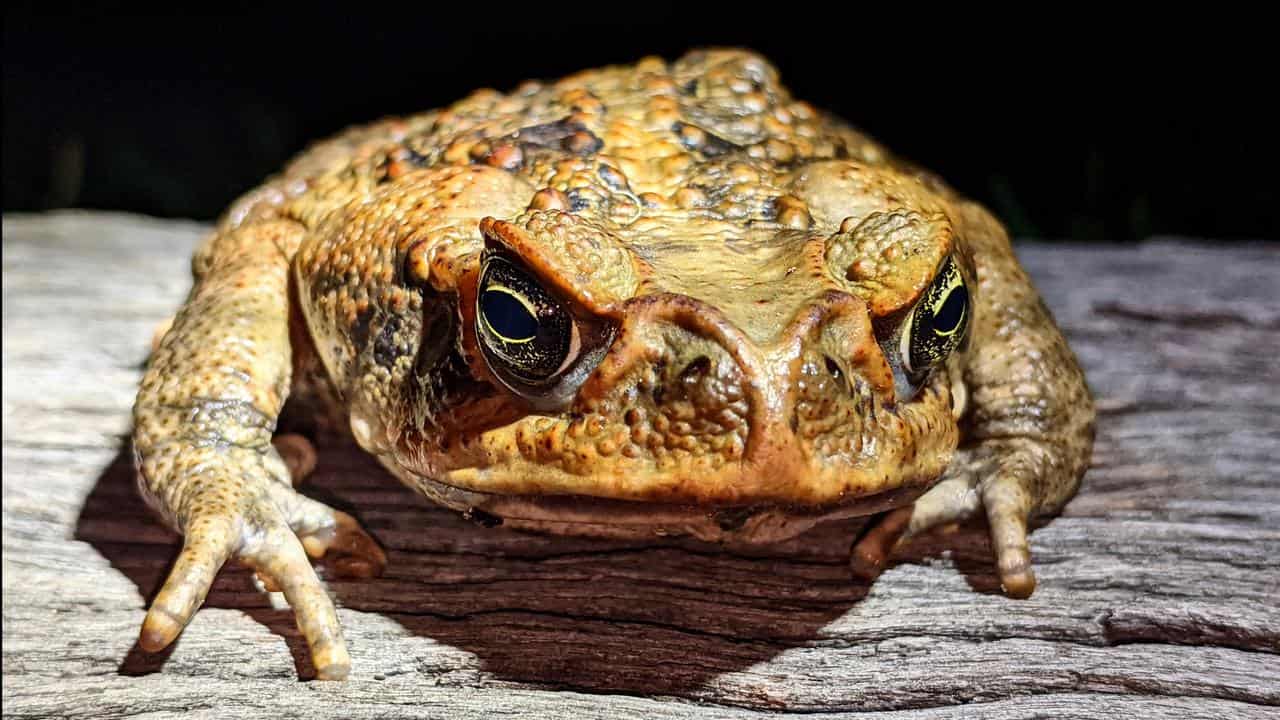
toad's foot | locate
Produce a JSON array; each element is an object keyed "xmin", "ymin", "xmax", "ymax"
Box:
[
  {"xmin": 134, "ymin": 219, "xmax": 386, "ymax": 678},
  {"xmin": 851, "ymin": 444, "xmax": 1050, "ymax": 598},
  {"xmin": 139, "ymin": 480, "xmax": 385, "ymax": 680}
]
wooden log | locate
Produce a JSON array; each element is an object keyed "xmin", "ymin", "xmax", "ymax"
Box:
[{"xmin": 3, "ymin": 211, "xmax": 1277, "ymax": 719}]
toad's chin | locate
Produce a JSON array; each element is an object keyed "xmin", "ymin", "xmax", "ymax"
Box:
[{"xmin": 390, "ymin": 462, "xmax": 935, "ymax": 544}]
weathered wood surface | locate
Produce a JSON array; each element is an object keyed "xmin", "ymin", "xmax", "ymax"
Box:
[{"xmin": 2, "ymin": 211, "xmax": 1278, "ymax": 719}]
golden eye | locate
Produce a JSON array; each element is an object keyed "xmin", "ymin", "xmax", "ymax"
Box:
[
  {"xmin": 476, "ymin": 255, "xmax": 578, "ymax": 385},
  {"xmin": 900, "ymin": 256, "xmax": 970, "ymax": 375}
]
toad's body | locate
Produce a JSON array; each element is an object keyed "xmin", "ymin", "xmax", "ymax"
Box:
[{"xmin": 133, "ymin": 50, "xmax": 1094, "ymax": 679}]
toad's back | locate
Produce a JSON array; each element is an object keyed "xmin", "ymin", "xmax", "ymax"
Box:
[{"xmin": 229, "ymin": 50, "xmax": 909, "ymax": 247}]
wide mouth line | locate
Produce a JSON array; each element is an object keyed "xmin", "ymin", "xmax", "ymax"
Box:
[{"xmin": 416, "ymin": 463, "xmax": 934, "ymax": 517}]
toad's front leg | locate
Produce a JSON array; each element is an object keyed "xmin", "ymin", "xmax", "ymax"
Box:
[
  {"xmin": 132, "ymin": 219, "xmax": 384, "ymax": 679},
  {"xmin": 853, "ymin": 210, "xmax": 1095, "ymax": 597}
]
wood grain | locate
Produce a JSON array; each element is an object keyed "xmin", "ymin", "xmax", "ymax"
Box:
[{"xmin": 3, "ymin": 211, "xmax": 1277, "ymax": 719}]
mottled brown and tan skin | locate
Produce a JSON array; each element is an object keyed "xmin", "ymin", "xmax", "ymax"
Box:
[{"xmin": 133, "ymin": 50, "xmax": 1094, "ymax": 680}]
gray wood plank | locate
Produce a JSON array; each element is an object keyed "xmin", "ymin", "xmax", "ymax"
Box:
[{"xmin": 3, "ymin": 211, "xmax": 1277, "ymax": 718}]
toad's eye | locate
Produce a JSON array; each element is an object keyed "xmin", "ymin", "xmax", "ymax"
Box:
[
  {"xmin": 476, "ymin": 255, "xmax": 579, "ymax": 386},
  {"xmin": 899, "ymin": 256, "xmax": 970, "ymax": 377}
]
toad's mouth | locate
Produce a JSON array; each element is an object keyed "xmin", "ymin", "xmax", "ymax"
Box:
[
  {"xmin": 388, "ymin": 365, "xmax": 959, "ymax": 511},
  {"xmin": 390, "ymin": 461, "xmax": 933, "ymax": 544}
]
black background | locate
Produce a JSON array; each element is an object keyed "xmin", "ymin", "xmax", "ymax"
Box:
[{"xmin": 5, "ymin": 5, "xmax": 1275, "ymax": 242}]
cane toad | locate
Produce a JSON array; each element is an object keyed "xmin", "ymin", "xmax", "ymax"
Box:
[{"xmin": 133, "ymin": 49, "xmax": 1095, "ymax": 679}]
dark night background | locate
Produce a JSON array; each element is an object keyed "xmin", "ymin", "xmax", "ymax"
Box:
[{"xmin": 5, "ymin": 6, "xmax": 1276, "ymax": 242}]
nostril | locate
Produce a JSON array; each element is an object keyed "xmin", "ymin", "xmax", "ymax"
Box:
[{"xmin": 679, "ymin": 355, "xmax": 712, "ymax": 384}]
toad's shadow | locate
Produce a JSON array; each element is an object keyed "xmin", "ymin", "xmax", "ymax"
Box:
[{"xmin": 76, "ymin": 438, "xmax": 1003, "ymax": 694}]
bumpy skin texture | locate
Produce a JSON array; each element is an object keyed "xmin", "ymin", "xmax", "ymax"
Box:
[{"xmin": 133, "ymin": 50, "xmax": 1094, "ymax": 679}]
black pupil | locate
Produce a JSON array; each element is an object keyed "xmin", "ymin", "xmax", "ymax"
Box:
[
  {"xmin": 482, "ymin": 290, "xmax": 538, "ymax": 341},
  {"xmin": 933, "ymin": 285, "xmax": 968, "ymax": 335}
]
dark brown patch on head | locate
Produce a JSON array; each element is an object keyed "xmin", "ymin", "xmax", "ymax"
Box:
[
  {"xmin": 379, "ymin": 145, "xmax": 433, "ymax": 184},
  {"xmin": 597, "ymin": 164, "xmax": 630, "ymax": 192},
  {"xmin": 512, "ymin": 118, "xmax": 603, "ymax": 156},
  {"xmin": 672, "ymin": 121, "xmax": 741, "ymax": 157}
]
